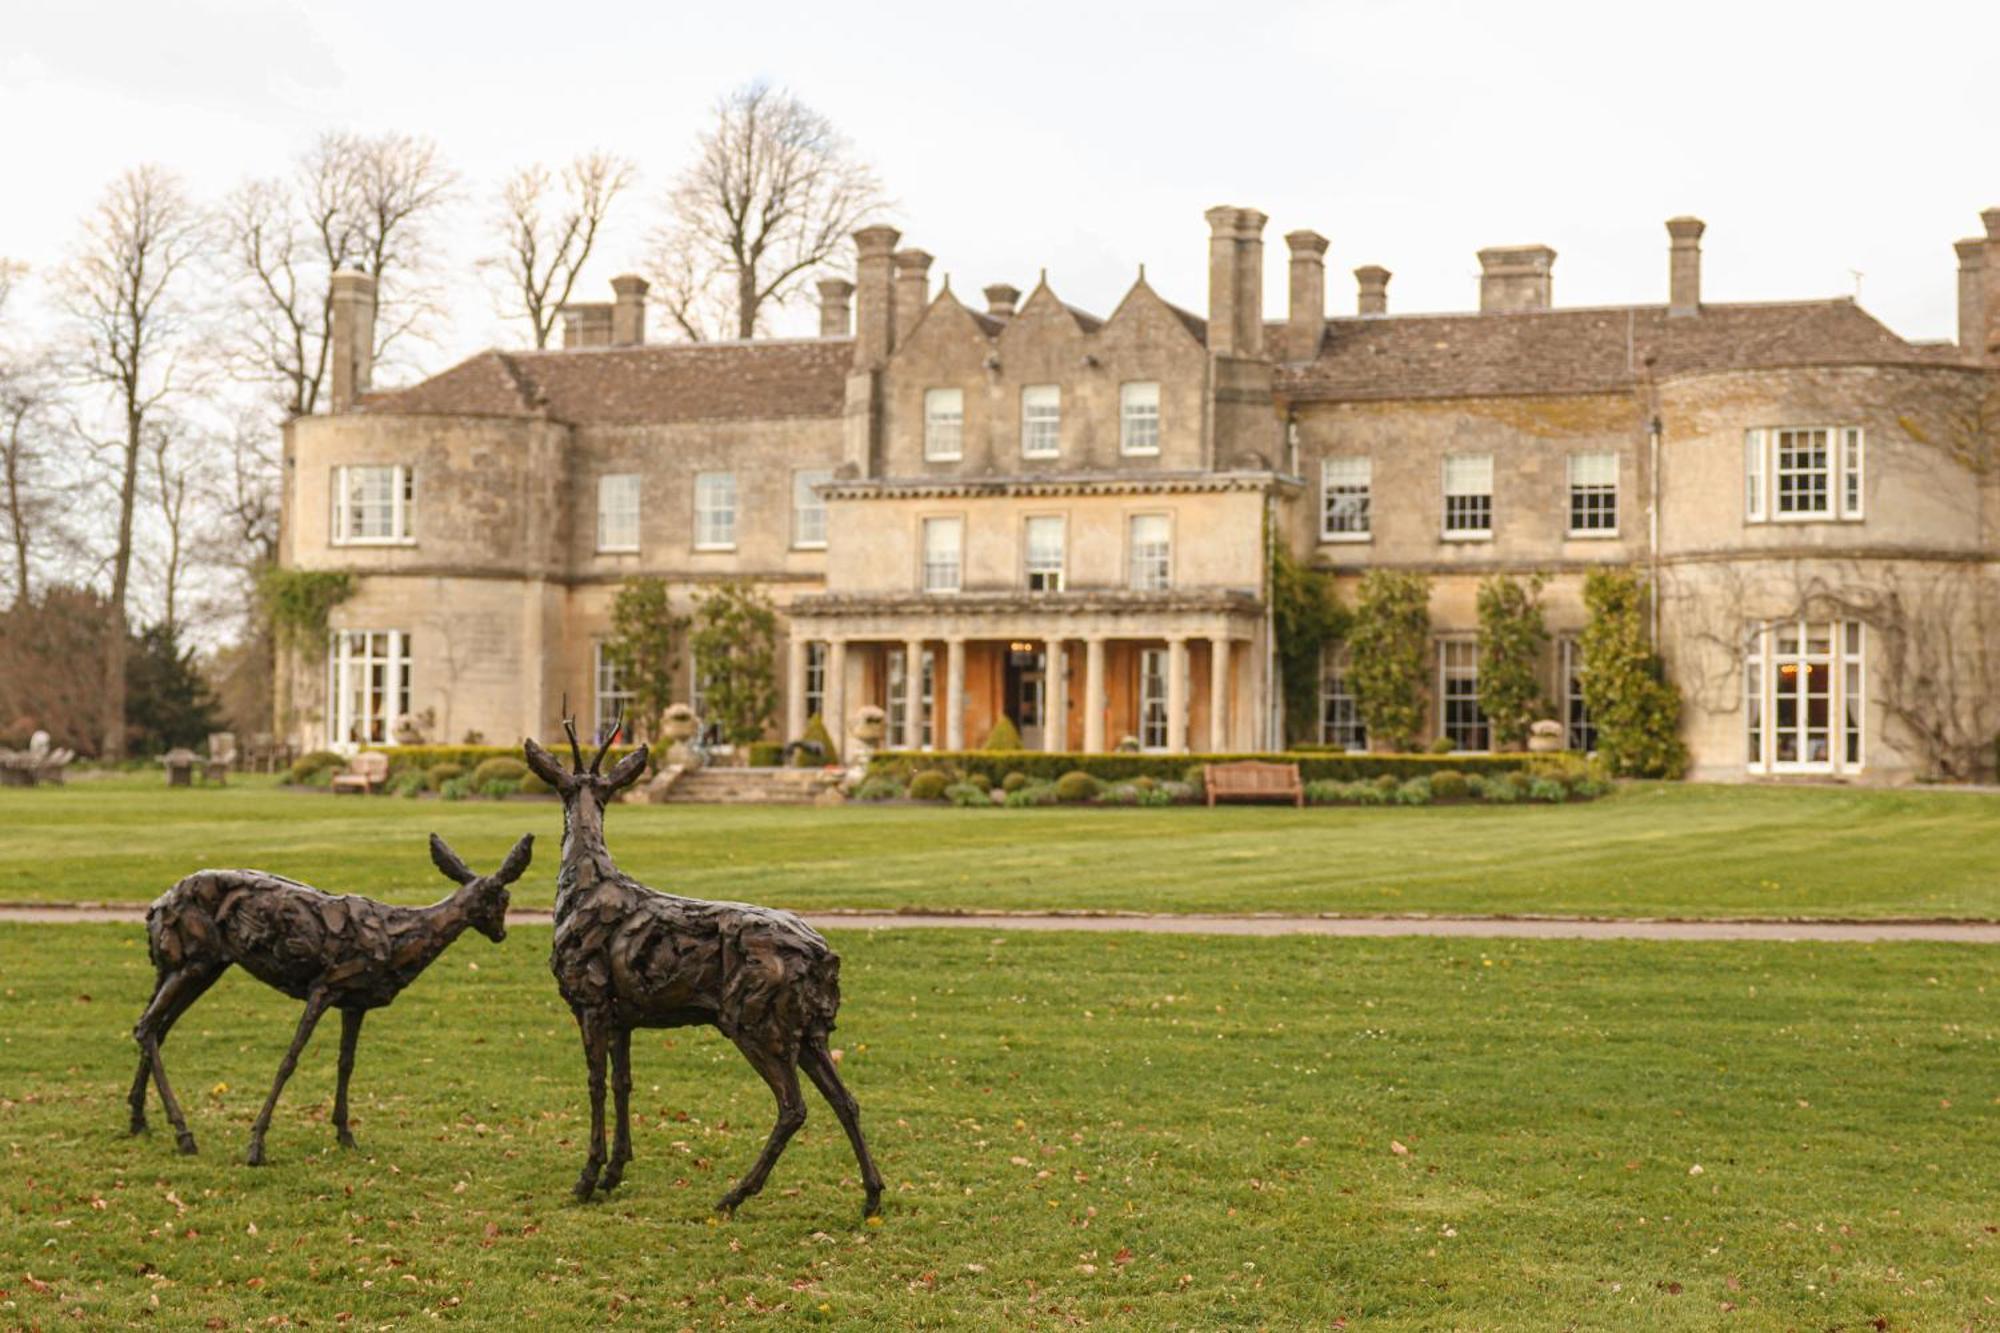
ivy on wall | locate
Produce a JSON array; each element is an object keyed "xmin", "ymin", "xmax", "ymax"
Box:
[
  {"xmin": 1475, "ymin": 573, "xmax": 1550, "ymax": 749},
  {"xmin": 1580, "ymin": 568, "xmax": 1687, "ymax": 778},
  {"xmin": 256, "ymin": 568, "xmax": 353, "ymax": 647},
  {"xmin": 1346, "ymin": 570, "xmax": 1432, "ymax": 752},
  {"xmin": 1270, "ymin": 545, "xmax": 1348, "ymax": 745}
]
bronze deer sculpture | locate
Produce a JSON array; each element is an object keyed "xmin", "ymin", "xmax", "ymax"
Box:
[
  {"xmin": 523, "ymin": 719, "xmax": 884, "ymax": 1218},
  {"xmin": 130, "ymin": 833, "xmax": 532, "ymax": 1164}
]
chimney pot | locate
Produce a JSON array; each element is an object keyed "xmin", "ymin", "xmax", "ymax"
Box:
[
  {"xmin": 983, "ymin": 283, "xmax": 1021, "ymax": 321},
  {"xmin": 1354, "ymin": 265, "xmax": 1391, "ymax": 316},
  {"xmin": 1285, "ymin": 230, "xmax": 1328, "ymax": 361},
  {"xmin": 560, "ymin": 303, "xmax": 613, "ymax": 348},
  {"xmin": 1205, "ymin": 205, "xmax": 1267, "ymax": 357},
  {"xmin": 328, "ymin": 269, "xmax": 377, "ymax": 412},
  {"xmin": 1477, "ymin": 245, "xmax": 1556, "ymax": 312},
  {"xmin": 609, "ymin": 274, "xmax": 648, "ymax": 345},
  {"xmin": 816, "ymin": 278, "xmax": 855, "ymax": 338},
  {"xmin": 851, "ymin": 225, "xmax": 901, "ymax": 367},
  {"xmin": 1666, "ymin": 216, "xmax": 1705, "ymax": 316},
  {"xmin": 1983, "ymin": 207, "xmax": 2000, "ymax": 241}
]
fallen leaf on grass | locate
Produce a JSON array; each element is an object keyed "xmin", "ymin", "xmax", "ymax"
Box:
[{"xmin": 1390, "ymin": 1141, "xmax": 1410, "ymax": 1156}]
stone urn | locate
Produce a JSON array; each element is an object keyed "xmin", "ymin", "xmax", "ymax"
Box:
[
  {"xmin": 660, "ymin": 703, "xmax": 699, "ymax": 742},
  {"xmin": 1526, "ymin": 719, "xmax": 1566, "ymax": 753},
  {"xmin": 851, "ymin": 705, "xmax": 886, "ymax": 746}
]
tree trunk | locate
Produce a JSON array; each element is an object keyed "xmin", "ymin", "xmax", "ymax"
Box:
[
  {"xmin": 4, "ymin": 439, "xmax": 27, "ymax": 606},
  {"xmin": 735, "ymin": 263, "xmax": 758, "ymax": 341},
  {"xmin": 103, "ymin": 409, "xmax": 141, "ymax": 759}
]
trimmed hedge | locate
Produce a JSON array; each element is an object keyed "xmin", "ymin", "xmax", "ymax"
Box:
[
  {"xmin": 470, "ymin": 757, "xmax": 527, "ymax": 787},
  {"xmin": 868, "ymin": 749, "xmax": 1535, "ymax": 787},
  {"xmin": 367, "ymin": 743, "xmax": 641, "ymax": 775},
  {"xmin": 747, "ymin": 741, "xmax": 784, "ymax": 768}
]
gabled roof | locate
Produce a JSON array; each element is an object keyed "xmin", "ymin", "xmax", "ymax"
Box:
[
  {"xmin": 360, "ymin": 338, "xmax": 854, "ymax": 424},
  {"xmin": 1273, "ymin": 299, "xmax": 1942, "ymax": 402}
]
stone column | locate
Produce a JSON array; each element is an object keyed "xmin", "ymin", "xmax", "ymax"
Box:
[
  {"xmin": 1166, "ymin": 637, "xmax": 1189, "ymax": 753},
  {"xmin": 945, "ymin": 638, "xmax": 966, "ymax": 750},
  {"xmin": 825, "ymin": 639, "xmax": 848, "ymax": 759},
  {"xmin": 1083, "ymin": 638, "xmax": 1106, "ymax": 753},
  {"xmin": 903, "ymin": 640, "xmax": 925, "ymax": 749},
  {"xmin": 1209, "ymin": 636, "xmax": 1231, "ymax": 752},
  {"xmin": 786, "ymin": 634, "xmax": 809, "ymax": 740},
  {"xmin": 1044, "ymin": 640, "xmax": 1067, "ymax": 753}
]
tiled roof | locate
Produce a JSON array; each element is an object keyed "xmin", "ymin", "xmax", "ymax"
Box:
[
  {"xmin": 360, "ymin": 338, "xmax": 854, "ymax": 424},
  {"xmin": 1273, "ymin": 299, "xmax": 1942, "ymax": 402}
]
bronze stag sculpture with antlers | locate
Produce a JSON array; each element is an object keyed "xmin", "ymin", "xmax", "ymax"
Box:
[
  {"xmin": 524, "ymin": 716, "xmax": 884, "ymax": 1218},
  {"xmin": 130, "ymin": 833, "xmax": 532, "ymax": 1164}
]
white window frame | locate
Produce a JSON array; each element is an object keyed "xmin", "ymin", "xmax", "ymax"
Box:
[
  {"xmin": 1745, "ymin": 619, "xmax": 1864, "ymax": 775},
  {"xmin": 922, "ymin": 516, "xmax": 963, "ymax": 593},
  {"xmin": 792, "ymin": 468, "xmax": 831, "ymax": 549},
  {"xmin": 687, "ymin": 644, "xmax": 706, "ymax": 719},
  {"xmin": 596, "ymin": 473, "xmax": 641, "ymax": 554},
  {"xmin": 1318, "ymin": 646, "xmax": 1366, "ymax": 752},
  {"xmin": 1744, "ymin": 427, "xmax": 1863, "ymax": 524},
  {"xmin": 1438, "ymin": 638, "xmax": 1488, "ymax": 752},
  {"xmin": 1120, "ymin": 381, "xmax": 1161, "ymax": 456},
  {"xmin": 1137, "ymin": 647, "xmax": 1169, "ymax": 751},
  {"xmin": 594, "ymin": 642, "xmax": 634, "ymax": 740},
  {"xmin": 886, "ymin": 646, "xmax": 935, "ymax": 749},
  {"xmin": 331, "ymin": 464, "xmax": 414, "ymax": 546},
  {"xmin": 1560, "ymin": 636, "xmax": 1596, "ymax": 753},
  {"xmin": 693, "ymin": 471, "xmax": 737, "ymax": 551},
  {"xmin": 326, "ymin": 629, "xmax": 413, "ymax": 748},
  {"xmin": 1021, "ymin": 384, "xmax": 1061, "ymax": 459},
  {"xmin": 1566, "ymin": 452, "xmax": 1618, "ymax": 538},
  {"xmin": 1128, "ymin": 513, "xmax": 1172, "ymax": 592},
  {"xmin": 803, "ymin": 642, "xmax": 827, "ymax": 722},
  {"xmin": 1442, "ymin": 454, "xmax": 1493, "ymax": 540},
  {"xmin": 924, "ymin": 388, "xmax": 964, "ymax": 461},
  {"xmin": 1024, "ymin": 514, "xmax": 1066, "ymax": 592},
  {"xmin": 1320, "ymin": 456, "xmax": 1372, "ymax": 542}
]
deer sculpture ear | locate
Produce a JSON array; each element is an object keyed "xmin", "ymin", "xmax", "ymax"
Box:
[
  {"xmin": 494, "ymin": 833, "xmax": 534, "ymax": 884},
  {"xmin": 604, "ymin": 744, "xmax": 650, "ymax": 794},
  {"xmin": 523, "ymin": 738, "xmax": 569, "ymax": 789},
  {"xmin": 429, "ymin": 833, "xmax": 477, "ymax": 886}
]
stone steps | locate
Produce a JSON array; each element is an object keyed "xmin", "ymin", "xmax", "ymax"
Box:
[{"xmin": 657, "ymin": 767, "xmax": 828, "ymax": 805}]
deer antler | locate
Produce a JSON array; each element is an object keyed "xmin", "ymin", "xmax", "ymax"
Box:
[
  {"xmin": 560, "ymin": 693, "xmax": 585, "ymax": 771},
  {"xmin": 590, "ymin": 705, "xmax": 622, "ymax": 775}
]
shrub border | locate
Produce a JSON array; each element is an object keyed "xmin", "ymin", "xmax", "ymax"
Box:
[{"xmin": 867, "ymin": 749, "xmax": 1535, "ymax": 786}]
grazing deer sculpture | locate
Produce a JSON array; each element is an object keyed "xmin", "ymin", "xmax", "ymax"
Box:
[
  {"xmin": 130, "ymin": 833, "xmax": 532, "ymax": 1164},
  {"xmin": 523, "ymin": 717, "xmax": 883, "ymax": 1217}
]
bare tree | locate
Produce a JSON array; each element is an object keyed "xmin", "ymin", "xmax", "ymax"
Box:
[
  {"xmin": 54, "ymin": 165, "xmax": 209, "ymax": 758},
  {"xmin": 649, "ymin": 83, "xmax": 888, "ymax": 340},
  {"xmin": 0, "ymin": 351, "xmax": 65, "ymax": 606},
  {"xmin": 0, "ymin": 259, "xmax": 23, "ymax": 326},
  {"xmin": 218, "ymin": 131, "xmax": 457, "ymax": 418},
  {"xmin": 143, "ymin": 415, "xmax": 202, "ymax": 635},
  {"xmin": 485, "ymin": 151, "xmax": 636, "ymax": 348}
]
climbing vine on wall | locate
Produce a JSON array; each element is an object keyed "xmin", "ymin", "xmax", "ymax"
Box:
[
  {"xmin": 1346, "ymin": 570, "xmax": 1432, "ymax": 752},
  {"xmin": 256, "ymin": 569, "xmax": 353, "ymax": 648},
  {"xmin": 1475, "ymin": 573, "xmax": 1549, "ymax": 749},
  {"xmin": 1580, "ymin": 567, "xmax": 1687, "ymax": 778},
  {"xmin": 1270, "ymin": 545, "xmax": 1348, "ymax": 745}
]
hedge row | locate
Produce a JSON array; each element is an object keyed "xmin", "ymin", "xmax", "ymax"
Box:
[
  {"xmin": 363, "ymin": 743, "xmax": 642, "ymax": 774},
  {"xmin": 866, "ymin": 749, "xmax": 1535, "ymax": 786}
]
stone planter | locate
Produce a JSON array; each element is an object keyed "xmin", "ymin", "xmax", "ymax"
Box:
[
  {"xmin": 1526, "ymin": 719, "xmax": 1566, "ymax": 754},
  {"xmin": 851, "ymin": 706, "xmax": 886, "ymax": 746},
  {"xmin": 660, "ymin": 704, "xmax": 698, "ymax": 743}
]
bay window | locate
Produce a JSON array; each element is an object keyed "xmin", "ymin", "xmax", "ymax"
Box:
[
  {"xmin": 1745, "ymin": 620, "xmax": 1864, "ymax": 773},
  {"xmin": 327, "ymin": 629, "xmax": 412, "ymax": 747}
]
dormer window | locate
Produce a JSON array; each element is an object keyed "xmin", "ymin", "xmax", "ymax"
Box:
[
  {"xmin": 1021, "ymin": 384, "xmax": 1061, "ymax": 459},
  {"xmin": 1120, "ymin": 382, "xmax": 1160, "ymax": 455},
  {"xmin": 924, "ymin": 388, "xmax": 963, "ymax": 461}
]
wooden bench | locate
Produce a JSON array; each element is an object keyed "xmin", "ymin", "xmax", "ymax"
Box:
[
  {"xmin": 330, "ymin": 751, "xmax": 391, "ymax": 795},
  {"xmin": 1203, "ymin": 760, "xmax": 1304, "ymax": 808}
]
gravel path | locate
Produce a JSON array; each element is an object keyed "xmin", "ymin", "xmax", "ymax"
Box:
[{"xmin": 2, "ymin": 903, "xmax": 1996, "ymax": 942}]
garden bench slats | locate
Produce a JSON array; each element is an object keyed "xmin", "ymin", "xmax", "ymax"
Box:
[
  {"xmin": 1203, "ymin": 760, "xmax": 1304, "ymax": 808},
  {"xmin": 330, "ymin": 752, "xmax": 390, "ymax": 795}
]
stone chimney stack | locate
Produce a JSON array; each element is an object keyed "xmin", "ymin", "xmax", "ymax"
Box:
[
  {"xmin": 1983, "ymin": 207, "xmax": 2000, "ymax": 361},
  {"xmin": 892, "ymin": 249, "xmax": 933, "ymax": 349},
  {"xmin": 1955, "ymin": 237, "xmax": 1985, "ymax": 359},
  {"xmin": 1667, "ymin": 217, "xmax": 1705, "ymax": 316},
  {"xmin": 851, "ymin": 225, "xmax": 901, "ymax": 366},
  {"xmin": 329, "ymin": 269, "xmax": 377, "ymax": 413},
  {"xmin": 817, "ymin": 278, "xmax": 855, "ymax": 337},
  {"xmin": 983, "ymin": 283, "xmax": 1020, "ymax": 321},
  {"xmin": 1478, "ymin": 245, "xmax": 1556, "ymax": 312},
  {"xmin": 610, "ymin": 274, "xmax": 648, "ymax": 345},
  {"xmin": 1355, "ymin": 265, "xmax": 1391, "ymax": 316},
  {"xmin": 560, "ymin": 304, "xmax": 612, "ymax": 348},
  {"xmin": 1285, "ymin": 230, "xmax": 1328, "ymax": 361},
  {"xmin": 1206, "ymin": 206, "xmax": 1268, "ymax": 358}
]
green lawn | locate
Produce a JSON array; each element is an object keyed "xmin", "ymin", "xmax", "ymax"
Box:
[
  {"xmin": 1, "ymin": 924, "xmax": 1993, "ymax": 1329},
  {"xmin": 4, "ymin": 776, "xmax": 2000, "ymax": 919}
]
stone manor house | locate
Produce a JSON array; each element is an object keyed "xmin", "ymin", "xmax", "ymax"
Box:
[{"xmin": 278, "ymin": 204, "xmax": 2000, "ymax": 782}]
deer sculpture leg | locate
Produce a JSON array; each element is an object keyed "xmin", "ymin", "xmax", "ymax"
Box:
[
  {"xmin": 572, "ymin": 1009, "xmax": 612, "ymax": 1201},
  {"xmin": 799, "ymin": 1037, "xmax": 885, "ymax": 1218},
  {"xmin": 331, "ymin": 1008, "xmax": 365, "ymax": 1149},
  {"xmin": 602, "ymin": 1026, "xmax": 634, "ymax": 1191},
  {"xmin": 246, "ymin": 988, "xmax": 331, "ymax": 1166},
  {"xmin": 716, "ymin": 1036, "xmax": 808, "ymax": 1216},
  {"xmin": 132, "ymin": 962, "xmax": 227, "ymax": 1152}
]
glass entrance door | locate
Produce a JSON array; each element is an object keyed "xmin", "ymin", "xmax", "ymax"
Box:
[{"xmin": 1004, "ymin": 644, "xmax": 1044, "ymax": 748}]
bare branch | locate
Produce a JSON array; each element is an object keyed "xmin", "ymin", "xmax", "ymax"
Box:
[
  {"xmin": 483, "ymin": 151, "xmax": 637, "ymax": 348},
  {"xmin": 648, "ymin": 82, "xmax": 889, "ymax": 340}
]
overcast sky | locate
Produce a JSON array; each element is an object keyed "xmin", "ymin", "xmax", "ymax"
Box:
[{"xmin": 5, "ymin": 0, "xmax": 1994, "ymax": 383}]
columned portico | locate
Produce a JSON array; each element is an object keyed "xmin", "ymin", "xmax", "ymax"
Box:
[
  {"xmin": 944, "ymin": 638, "xmax": 967, "ymax": 749},
  {"xmin": 902, "ymin": 639, "xmax": 924, "ymax": 749},
  {"xmin": 1083, "ymin": 637, "xmax": 1107, "ymax": 752},
  {"xmin": 1164, "ymin": 636, "xmax": 1189, "ymax": 752},
  {"xmin": 825, "ymin": 639, "xmax": 848, "ymax": 755},
  {"xmin": 1044, "ymin": 639, "xmax": 1068, "ymax": 753},
  {"xmin": 1208, "ymin": 635, "xmax": 1231, "ymax": 750},
  {"xmin": 785, "ymin": 634, "xmax": 809, "ymax": 740}
]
